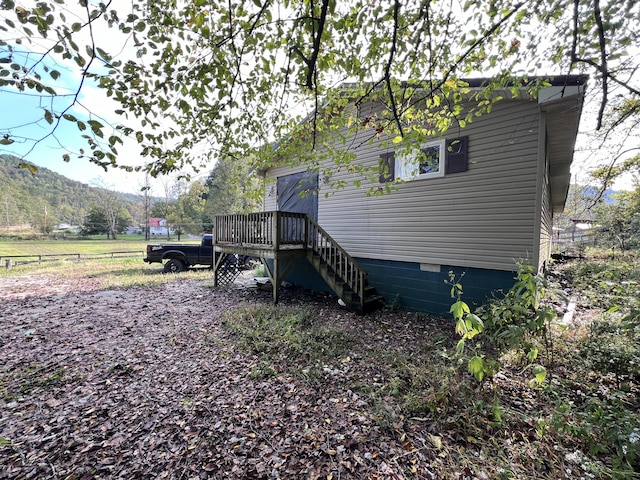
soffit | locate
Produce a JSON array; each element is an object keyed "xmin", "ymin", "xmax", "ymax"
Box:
[{"xmin": 542, "ymin": 92, "xmax": 585, "ymax": 213}]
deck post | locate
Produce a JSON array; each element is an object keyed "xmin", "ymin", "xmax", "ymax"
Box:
[
  {"xmin": 272, "ymin": 256, "xmax": 280, "ymax": 304},
  {"xmin": 213, "ymin": 252, "xmax": 220, "ymax": 286}
]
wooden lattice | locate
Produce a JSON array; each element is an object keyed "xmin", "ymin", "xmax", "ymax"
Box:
[{"xmin": 216, "ymin": 265, "xmax": 241, "ymax": 286}]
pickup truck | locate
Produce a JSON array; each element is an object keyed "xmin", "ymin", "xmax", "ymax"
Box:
[{"xmin": 144, "ymin": 234, "xmax": 215, "ymax": 273}]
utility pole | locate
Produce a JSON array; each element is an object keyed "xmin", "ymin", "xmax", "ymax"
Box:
[
  {"xmin": 43, "ymin": 205, "xmax": 47, "ymax": 237},
  {"xmin": 145, "ymin": 188, "xmax": 150, "ymax": 241},
  {"xmin": 4, "ymin": 195, "xmax": 9, "ymax": 231}
]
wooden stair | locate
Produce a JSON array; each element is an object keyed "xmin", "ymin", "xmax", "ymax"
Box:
[
  {"xmin": 305, "ymin": 218, "xmax": 384, "ymax": 314},
  {"xmin": 212, "ymin": 211, "xmax": 384, "ymax": 314}
]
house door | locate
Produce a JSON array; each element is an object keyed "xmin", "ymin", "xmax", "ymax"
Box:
[
  {"xmin": 276, "ymin": 172, "xmax": 318, "ymax": 243},
  {"xmin": 276, "ymin": 172, "xmax": 318, "ymax": 222}
]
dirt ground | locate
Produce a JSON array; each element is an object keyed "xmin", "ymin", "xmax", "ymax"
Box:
[{"xmin": 1, "ymin": 272, "xmax": 461, "ymax": 479}]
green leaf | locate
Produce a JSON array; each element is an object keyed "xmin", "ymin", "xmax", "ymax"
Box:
[
  {"xmin": 468, "ymin": 356, "xmax": 486, "ymax": 381},
  {"xmin": 450, "ymin": 300, "xmax": 470, "ymax": 321},
  {"xmin": 88, "ymin": 119, "xmax": 104, "ymax": 130},
  {"xmin": 528, "ymin": 365, "xmax": 547, "ymax": 387},
  {"xmin": 96, "ymin": 47, "xmax": 111, "ymax": 61},
  {"xmin": 17, "ymin": 162, "xmax": 37, "ymax": 174},
  {"xmin": 194, "ymin": 13, "xmax": 205, "ymax": 29}
]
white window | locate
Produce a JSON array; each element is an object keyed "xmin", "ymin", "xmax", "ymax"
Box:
[{"xmin": 394, "ymin": 139, "xmax": 446, "ymax": 180}]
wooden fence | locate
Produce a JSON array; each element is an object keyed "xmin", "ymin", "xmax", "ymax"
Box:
[{"xmin": 2, "ymin": 251, "xmax": 145, "ymax": 269}]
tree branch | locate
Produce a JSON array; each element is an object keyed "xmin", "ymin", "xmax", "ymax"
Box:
[
  {"xmin": 305, "ymin": 0, "xmax": 330, "ymax": 90},
  {"xmin": 358, "ymin": 1, "xmax": 526, "ymax": 137},
  {"xmin": 20, "ymin": 1, "xmax": 101, "ymax": 163},
  {"xmin": 385, "ymin": 0, "xmax": 403, "ymax": 136},
  {"xmin": 593, "ymin": 0, "xmax": 608, "ymax": 130},
  {"xmin": 290, "ymin": 0, "xmax": 330, "ymax": 90},
  {"xmin": 588, "ymin": 147, "xmax": 640, "ymax": 208}
]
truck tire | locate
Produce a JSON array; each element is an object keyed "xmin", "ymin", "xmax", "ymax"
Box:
[{"xmin": 164, "ymin": 258, "xmax": 186, "ymax": 273}]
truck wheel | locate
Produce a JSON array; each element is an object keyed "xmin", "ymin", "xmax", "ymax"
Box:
[{"xmin": 164, "ymin": 259, "xmax": 186, "ymax": 273}]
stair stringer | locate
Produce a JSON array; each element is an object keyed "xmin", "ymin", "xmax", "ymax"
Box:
[{"xmin": 304, "ymin": 218, "xmax": 384, "ymax": 314}]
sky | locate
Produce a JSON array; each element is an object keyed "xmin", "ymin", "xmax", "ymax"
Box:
[
  {"xmin": 0, "ymin": 85, "xmax": 151, "ymax": 194},
  {"xmin": 0, "ymin": 33, "xmax": 157, "ymax": 196},
  {"xmin": 0, "ymin": 0, "xmax": 169, "ymax": 195}
]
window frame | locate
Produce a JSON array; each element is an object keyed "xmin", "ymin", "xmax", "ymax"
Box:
[{"xmin": 394, "ymin": 139, "xmax": 446, "ymax": 181}]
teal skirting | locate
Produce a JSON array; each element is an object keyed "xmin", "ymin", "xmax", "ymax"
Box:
[{"xmin": 271, "ymin": 257, "xmax": 516, "ymax": 316}]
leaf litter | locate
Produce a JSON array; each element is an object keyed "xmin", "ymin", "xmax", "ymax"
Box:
[{"xmin": 0, "ymin": 272, "xmax": 585, "ymax": 479}]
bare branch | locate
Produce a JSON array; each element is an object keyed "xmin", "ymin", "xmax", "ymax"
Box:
[
  {"xmin": 20, "ymin": 1, "xmax": 101, "ymax": 163},
  {"xmin": 384, "ymin": 0, "xmax": 403, "ymax": 137},
  {"xmin": 593, "ymin": 0, "xmax": 608, "ymax": 130},
  {"xmin": 589, "ymin": 145, "xmax": 640, "ymax": 207}
]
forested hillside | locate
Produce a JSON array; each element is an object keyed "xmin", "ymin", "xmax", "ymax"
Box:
[{"xmin": 0, "ymin": 155, "xmax": 144, "ymax": 231}]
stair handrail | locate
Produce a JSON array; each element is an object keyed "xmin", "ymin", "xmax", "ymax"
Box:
[{"xmin": 304, "ymin": 216, "xmax": 366, "ymax": 305}]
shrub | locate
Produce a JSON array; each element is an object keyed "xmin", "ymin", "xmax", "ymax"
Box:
[{"xmin": 579, "ymin": 313, "xmax": 640, "ymax": 388}]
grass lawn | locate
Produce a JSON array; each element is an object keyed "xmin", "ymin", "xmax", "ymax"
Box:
[
  {"xmin": 0, "ymin": 235, "xmax": 200, "ymax": 257},
  {"xmin": 0, "ymin": 235, "xmax": 205, "ymax": 282}
]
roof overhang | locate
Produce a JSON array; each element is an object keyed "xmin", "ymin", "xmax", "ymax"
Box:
[{"xmin": 538, "ymin": 77, "xmax": 588, "ymax": 213}]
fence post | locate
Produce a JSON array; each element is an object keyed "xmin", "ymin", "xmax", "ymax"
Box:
[{"xmin": 5, "ymin": 259, "xmax": 11, "ymax": 269}]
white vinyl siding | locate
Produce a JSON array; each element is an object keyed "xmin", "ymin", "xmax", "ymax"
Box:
[
  {"xmin": 537, "ymin": 139, "xmax": 553, "ymax": 273},
  {"xmin": 265, "ymin": 99, "xmax": 542, "ymax": 272}
]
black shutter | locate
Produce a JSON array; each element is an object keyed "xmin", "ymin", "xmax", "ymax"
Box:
[
  {"xmin": 445, "ymin": 136, "xmax": 469, "ymax": 174},
  {"xmin": 379, "ymin": 152, "xmax": 395, "ymax": 183}
]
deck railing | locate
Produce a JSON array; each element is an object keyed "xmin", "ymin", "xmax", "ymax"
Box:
[{"xmin": 214, "ymin": 211, "xmax": 307, "ymax": 248}]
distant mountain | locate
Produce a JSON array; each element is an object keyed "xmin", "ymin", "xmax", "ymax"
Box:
[
  {"xmin": 582, "ymin": 185, "xmax": 618, "ymax": 205},
  {"xmin": 0, "ymin": 154, "xmax": 146, "ymax": 229}
]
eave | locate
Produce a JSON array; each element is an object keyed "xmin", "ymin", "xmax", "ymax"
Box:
[{"xmin": 539, "ymin": 79, "xmax": 587, "ymax": 213}]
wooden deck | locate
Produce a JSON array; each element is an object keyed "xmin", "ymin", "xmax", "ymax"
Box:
[
  {"xmin": 212, "ymin": 211, "xmax": 383, "ymax": 314},
  {"xmin": 213, "ymin": 211, "xmax": 307, "ymax": 258}
]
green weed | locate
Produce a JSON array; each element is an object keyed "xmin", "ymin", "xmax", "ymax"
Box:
[
  {"xmin": 2, "ymin": 364, "xmax": 69, "ymax": 400},
  {"xmin": 224, "ymin": 305, "xmax": 354, "ymax": 377}
]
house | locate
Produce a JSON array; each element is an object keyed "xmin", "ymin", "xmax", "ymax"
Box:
[
  {"xmin": 214, "ymin": 76, "xmax": 587, "ymax": 315},
  {"xmin": 148, "ymin": 217, "xmax": 172, "ymax": 235}
]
